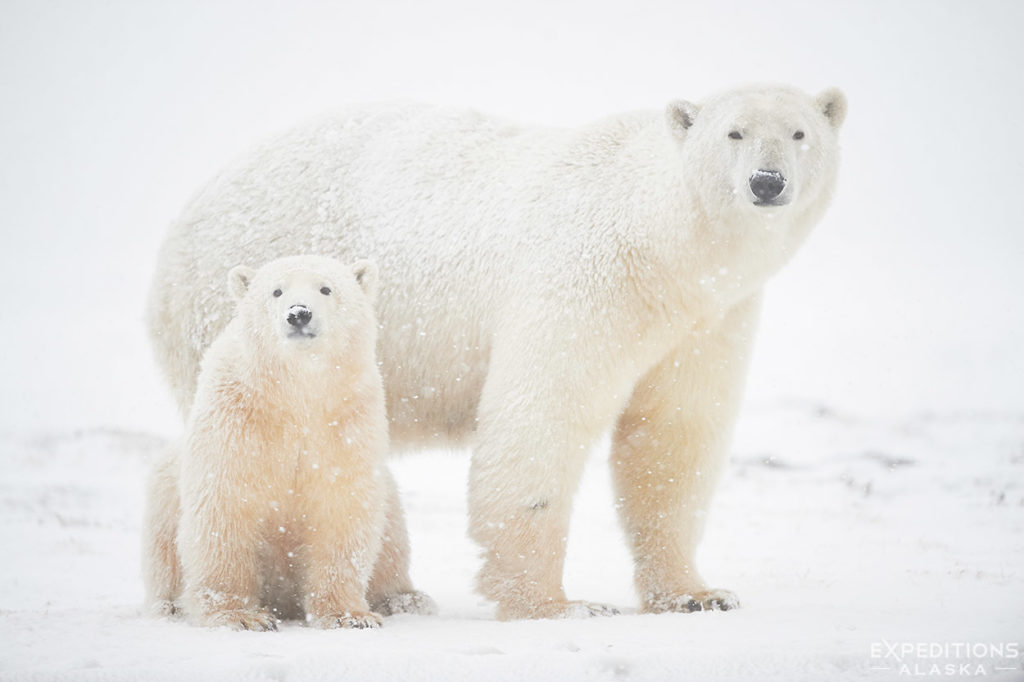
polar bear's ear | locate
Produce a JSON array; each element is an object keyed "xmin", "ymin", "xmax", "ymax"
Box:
[
  {"xmin": 227, "ymin": 265, "xmax": 257, "ymax": 301},
  {"xmin": 351, "ymin": 259, "xmax": 379, "ymax": 302},
  {"xmin": 666, "ymin": 100, "xmax": 699, "ymax": 139},
  {"xmin": 817, "ymin": 88, "xmax": 847, "ymax": 130}
]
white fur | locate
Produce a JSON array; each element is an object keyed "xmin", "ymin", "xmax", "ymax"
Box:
[
  {"xmin": 142, "ymin": 256, "xmax": 434, "ymax": 629},
  {"xmin": 148, "ymin": 85, "xmax": 845, "ymax": 619}
]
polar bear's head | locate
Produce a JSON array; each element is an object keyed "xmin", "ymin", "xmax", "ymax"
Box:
[
  {"xmin": 666, "ymin": 85, "xmax": 846, "ymax": 216},
  {"xmin": 226, "ymin": 255, "xmax": 378, "ymax": 362}
]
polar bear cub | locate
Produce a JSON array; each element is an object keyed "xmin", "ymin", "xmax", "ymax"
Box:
[{"xmin": 142, "ymin": 255, "xmax": 427, "ymax": 630}]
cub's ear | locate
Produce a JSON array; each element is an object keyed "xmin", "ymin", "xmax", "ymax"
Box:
[
  {"xmin": 227, "ymin": 265, "xmax": 257, "ymax": 301},
  {"xmin": 817, "ymin": 88, "xmax": 847, "ymax": 129},
  {"xmin": 351, "ymin": 259, "xmax": 379, "ymax": 302},
  {"xmin": 666, "ymin": 100, "xmax": 699, "ymax": 140}
]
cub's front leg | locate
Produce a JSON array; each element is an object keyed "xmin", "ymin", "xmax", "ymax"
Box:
[
  {"xmin": 297, "ymin": 459, "xmax": 387, "ymax": 629},
  {"xmin": 177, "ymin": 423, "xmax": 277, "ymax": 631}
]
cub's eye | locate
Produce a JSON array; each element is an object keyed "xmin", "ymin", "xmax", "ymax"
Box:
[
  {"xmin": 272, "ymin": 289, "xmax": 282, "ymax": 298},
  {"xmin": 728, "ymin": 131, "xmax": 742, "ymax": 140},
  {"xmin": 793, "ymin": 130, "xmax": 805, "ymax": 140},
  {"xmin": 320, "ymin": 286, "xmax": 331, "ymax": 296}
]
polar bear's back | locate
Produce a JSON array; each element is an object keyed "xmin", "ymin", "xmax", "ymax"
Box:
[{"xmin": 149, "ymin": 103, "xmax": 594, "ymax": 439}]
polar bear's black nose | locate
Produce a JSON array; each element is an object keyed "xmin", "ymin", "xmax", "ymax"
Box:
[
  {"xmin": 749, "ymin": 169, "xmax": 787, "ymax": 203},
  {"xmin": 287, "ymin": 305, "xmax": 312, "ymax": 328}
]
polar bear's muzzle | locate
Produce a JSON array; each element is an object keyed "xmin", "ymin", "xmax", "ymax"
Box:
[
  {"xmin": 749, "ymin": 169, "xmax": 789, "ymax": 207},
  {"xmin": 286, "ymin": 304, "xmax": 317, "ymax": 338}
]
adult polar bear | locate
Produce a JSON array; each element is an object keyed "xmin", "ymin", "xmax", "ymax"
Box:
[{"xmin": 149, "ymin": 85, "xmax": 846, "ymax": 620}]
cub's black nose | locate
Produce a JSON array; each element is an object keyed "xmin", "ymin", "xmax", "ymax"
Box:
[
  {"xmin": 287, "ymin": 305, "xmax": 312, "ymax": 328},
  {"xmin": 749, "ymin": 169, "xmax": 787, "ymax": 203}
]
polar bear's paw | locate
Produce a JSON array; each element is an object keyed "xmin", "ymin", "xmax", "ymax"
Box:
[
  {"xmin": 310, "ymin": 610, "xmax": 383, "ymax": 629},
  {"xmin": 557, "ymin": 600, "xmax": 621, "ymax": 619},
  {"xmin": 497, "ymin": 599, "xmax": 621, "ymax": 621},
  {"xmin": 146, "ymin": 599, "xmax": 182, "ymax": 618},
  {"xmin": 203, "ymin": 608, "xmax": 279, "ymax": 631},
  {"xmin": 643, "ymin": 588, "xmax": 740, "ymax": 614},
  {"xmin": 370, "ymin": 590, "xmax": 438, "ymax": 616}
]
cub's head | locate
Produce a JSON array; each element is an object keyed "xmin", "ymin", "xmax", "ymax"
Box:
[
  {"xmin": 666, "ymin": 85, "xmax": 846, "ymax": 215},
  {"xmin": 227, "ymin": 255, "xmax": 378, "ymax": 362}
]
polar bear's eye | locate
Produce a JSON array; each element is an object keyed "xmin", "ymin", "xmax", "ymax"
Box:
[
  {"xmin": 273, "ymin": 289, "xmax": 282, "ymax": 298},
  {"xmin": 320, "ymin": 287, "xmax": 331, "ymax": 296},
  {"xmin": 728, "ymin": 131, "xmax": 742, "ymax": 140},
  {"xmin": 793, "ymin": 130, "xmax": 805, "ymax": 140}
]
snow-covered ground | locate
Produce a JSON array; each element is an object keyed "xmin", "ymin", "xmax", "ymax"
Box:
[
  {"xmin": 1, "ymin": 0, "xmax": 1023, "ymax": 679},
  {"xmin": 1, "ymin": 405, "xmax": 1021, "ymax": 680}
]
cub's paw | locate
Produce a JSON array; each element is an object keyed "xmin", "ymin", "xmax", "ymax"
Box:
[
  {"xmin": 201, "ymin": 608, "xmax": 279, "ymax": 631},
  {"xmin": 370, "ymin": 590, "xmax": 438, "ymax": 617},
  {"xmin": 643, "ymin": 589, "xmax": 740, "ymax": 614},
  {"xmin": 498, "ymin": 599, "xmax": 621, "ymax": 621},
  {"xmin": 311, "ymin": 610, "xmax": 383, "ymax": 629}
]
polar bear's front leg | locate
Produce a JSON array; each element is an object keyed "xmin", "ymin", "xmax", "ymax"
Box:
[
  {"xmin": 468, "ymin": 356, "xmax": 619, "ymax": 620},
  {"xmin": 611, "ymin": 296, "xmax": 761, "ymax": 613}
]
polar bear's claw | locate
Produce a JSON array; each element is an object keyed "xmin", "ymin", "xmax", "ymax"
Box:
[
  {"xmin": 572, "ymin": 601, "xmax": 621, "ymax": 618},
  {"xmin": 148, "ymin": 599, "xmax": 181, "ymax": 618},
  {"xmin": 702, "ymin": 589, "xmax": 741, "ymax": 611},
  {"xmin": 204, "ymin": 608, "xmax": 279, "ymax": 631},
  {"xmin": 311, "ymin": 611, "xmax": 383, "ymax": 629},
  {"xmin": 498, "ymin": 599, "xmax": 620, "ymax": 620},
  {"xmin": 643, "ymin": 588, "xmax": 740, "ymax": 614}
]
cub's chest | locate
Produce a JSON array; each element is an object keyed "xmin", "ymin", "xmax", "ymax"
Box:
[
  {"xmin": 259, "ymin": 417, "xmax": 359, "ymax": 470},
  {"xmin": 249, "ymin": 417, "xmax": 377, "ymax": 524}
]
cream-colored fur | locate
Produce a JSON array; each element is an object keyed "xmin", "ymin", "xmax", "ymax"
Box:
[
  {"xmin": 142, "ymin": 256, "xmax": 434, "ymax": 629},
  {"xmin": 148, "ymin": 85, "xmax": 846, "ymax": 619}
]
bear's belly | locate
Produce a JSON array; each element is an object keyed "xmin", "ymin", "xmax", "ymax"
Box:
[{"xmin": 381, "ymin": 345, "xmax": 489, "ymax": 449}]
